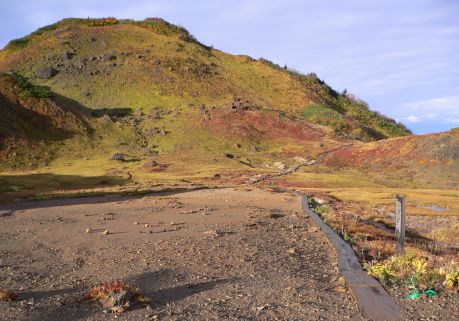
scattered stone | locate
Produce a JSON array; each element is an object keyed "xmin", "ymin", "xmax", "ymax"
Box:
[
  {"xmin": 103, "ymin": 54, "xmax": 116, "ymax": 61},
  {"xmin": 225, "ymin": 153, "xmax": 234, "ymax": 159},
  {"xmin": 273, "ymin": 162, "xmax": 286, "ymax": 170},
  {"xmin": 85, "ymin": 228, "xmax": 91, "ymax": 233},
  {"xmin": 180, "ymin": 210, "xmax": 197, "ymax": 214},
  {"xmin": 293, "ymin": 156, "xmax": 308, "ymax": 164},
  {"xmin": 256, "ymin": 304, "xmax": 270, "ymax": 311},
  {"xmin": 62, "ymin": 50, "xmax": 75, "ymax": 59},
  {"xmin": 100, "ymin": 115, "xmax": 113, "ymax": 125},
  {"xmin": 35, "ymin": 66, "xmax": 57, "ymax": 79},
  {"xmin": 152, "ymin": 111, "xmax": 161, "ymax": 120},
  {"xmin": 0, "ymin": 210, "xmax": 13, "ymax": 218},
  {"xmin": 134, "ymin": 109, "xmax": 144, "ymax": 117},
  {"xmin": 287, "ymin": 247, "xmax": 297, "ymax": 255},
  {"xmin": 144, "ymin": 160, "xmax": 159, "ymax": 169},
  {"xmin": 230, "ymin": 96, "xmax": 258, "ymax": 111},
  {"xmin": 111, "ymin": 306, "xmax": 125, "ymax": 314},
  {"xmin": 102, "ymin": 230, "xmax": 109, "ymax": 235},
  {"xmin": 286, "ymin": 165, "xmax": 300, "ymax": 172},
  {"xmin": 204, "ymin": 230, "xmax": 220, "ymax": 237},
  {"xmin": 313, "ymin": 197, "xmax": 326, "ymax": 204},
  {"xmin": 111, "ymin": 153, "xmax": 126, "ymax": 161},
  {"xmin": 99, "ymin": 290, "xmax": 133, "ymax": 309}
]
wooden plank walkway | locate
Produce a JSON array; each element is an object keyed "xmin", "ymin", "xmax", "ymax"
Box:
[{"xmin": 301, "ymin": 196, "xmax": 401, "ymax": 321}]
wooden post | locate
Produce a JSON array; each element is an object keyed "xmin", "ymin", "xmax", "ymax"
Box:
[{"xmin": 395, "ymin": 194, "xmax": 406, "ymax": 254}]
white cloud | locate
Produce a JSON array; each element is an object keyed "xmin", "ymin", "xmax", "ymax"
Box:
[
  {"xmin": 404, "ymin": 115, "xmax": 420, "ymax": 123},
  {"xmin": 403, "ymin": 96, "xmax": 459, "ymax": 111},
  {"xmin": 399, "ymin": 96, "xmax": 459, "ymax": 127}
]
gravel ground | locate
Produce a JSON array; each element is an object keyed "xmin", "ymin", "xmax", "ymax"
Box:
[
  {"xmin": 0, "ymin": 187, "xmax": 361, "ymax": 321},
  {"xmin": 0, "ymin": 187, "xmax": 457, "ymax": 320},
  {"xmin": 387, "ymin": 287, "xmax": 459, "ymax": 320}
]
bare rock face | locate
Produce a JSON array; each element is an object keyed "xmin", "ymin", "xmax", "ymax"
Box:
[{"xmin": 35, "ymin": 66, "xmax": 57, "ymax": 79}]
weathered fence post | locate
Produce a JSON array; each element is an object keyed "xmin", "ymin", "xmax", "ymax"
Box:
[{"xmin": 395, "ymin": 194, "xmax": 406, "ymax": 254}]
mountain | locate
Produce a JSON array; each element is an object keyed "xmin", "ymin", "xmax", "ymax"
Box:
[
  {"xmin": 324, "ymin": 130, "xmax": 459, "ymax": 188},
  {"xmin": 1, "ymin": 17, "xmax": 456, "ymax": 189}
]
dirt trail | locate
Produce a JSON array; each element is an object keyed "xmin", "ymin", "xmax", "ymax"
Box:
[{"xmin": 0, "ymin": 187, "xmax": 362, "ymax": 321}]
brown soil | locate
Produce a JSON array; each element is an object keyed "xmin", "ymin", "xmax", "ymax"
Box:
[
  {"xmin": 0, "ymin": 187, "xmax": 361, "ymax": 320},
  {"xmin": 0, "ymin": 187, "xmax": 457, "ymax": 320}
]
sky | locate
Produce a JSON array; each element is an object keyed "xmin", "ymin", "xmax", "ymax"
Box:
[{"xmin": 1, "ymin": 0, "xmax": 458, "ymax": 134}]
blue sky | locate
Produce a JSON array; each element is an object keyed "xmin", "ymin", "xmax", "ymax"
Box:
[{"xmin": 1, "ymin": 0, "xmax": 458, "ymax": 134}]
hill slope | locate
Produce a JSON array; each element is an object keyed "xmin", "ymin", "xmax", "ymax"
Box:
[
  {"xmin": 1, "ymin": 18, "xmax": 457, "ymax": 189},
  {"xmin": 0, "ymin": 72, "xmax": 90, "ymax": 167},
  {"xmin": 0, "ymin": 18, "xmax": 409, "ymax": 141},
  {"xmin": 324, "ymin": 130, "xmax": 459, "ymax": 188}
]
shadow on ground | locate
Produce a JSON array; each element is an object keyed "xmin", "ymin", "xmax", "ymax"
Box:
[
  {"xmin": 0, "ymin": 173, "xmax": 129, "ymax": 204},
  {"xmin": 21, "ymin": 269, "xmax": 227, "ymax": 321},
  {"xmin": 0, "ymin": 174, "xmax": 210, "ymax": 210}
]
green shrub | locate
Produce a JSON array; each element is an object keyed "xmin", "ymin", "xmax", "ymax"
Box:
[
  {"xmin": 315, "ymin": 204, "xmax": 330, "ymax": 214},
  {"xmin": 81, "ymin": 17, "xmax": 119, "ymax": 27},
  {"xmin": 303, "ymin": 103, "xmax": 350, "ymax": 135},
  {"xmin": 303, "ymin": 104, "xmax": 343, "ymax": 122},
  {"xmin": 12, "ymin": 73, "xmax": 52, "ymax": 98},
  {"xmin": 4, "ymin": 23, "xmax": 58, "ymax": 51},
  {"xmin": 4, "ymin": 37, "xmax": 30, "ymax": 51},
  {"xmin": 31, "ymin": 23, "xmax": 58, "ymax": 37}
]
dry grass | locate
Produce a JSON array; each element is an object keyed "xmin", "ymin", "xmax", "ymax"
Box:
[
  {"xmin": 328, "ymin": 188, "xmax": 459, "ymax": 216},
  {"xmin": 0, "ymin": 289, "xmax": 16, "ymax": 302},
  {"xmin": 428, "ymin": 225, "xmax": 459, "ymax": 243},
  {"xmin": 87, "ymin": 281, "xmax": 134, "ymax": 301},
  {"xmin": 87, "ymin": 280, "xmax": 150, "ymax": 313}
]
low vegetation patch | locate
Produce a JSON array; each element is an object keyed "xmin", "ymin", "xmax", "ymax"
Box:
[
  {"xmin": 303, "ymin": 104, "xmax": 348, "ymax": 135},
  {"xmin": 4, "ymin": 37, "xmax": 31, "ymax": 51},
  {"xmin": 307, "ymin": 195, "xmax": 459, "ymax": 296},
  {"xmin": 0, "ymin": 289, "xmax": 16, "ymax": 302},
  {"xmin": 12, "ymin": 73, "xmax": 52, "ymax": 98},
  {"xmin": 86, "ymin": 280, "xmax": 150, "ymax": 314},
  {"xmin": 80, "ymin": 17, "xmax": 119, "ymax": 27},
  {"xmin": 366, "ymin": 254, "xmax": 458, "ymax": 292}
]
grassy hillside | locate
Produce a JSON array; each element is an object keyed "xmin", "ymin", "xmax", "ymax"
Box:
[
  {"xmin": 0, "ymin": 72, "xmax": 91, "ymax": 167},
  {"xmin": 324, "ymin": 131, "xmax": 459, "ymax": 188},
  {"xmin": 2, "ymin": 17, "xmax": 458, "ymax": 195},
  {"xmin": 0, "ymin": 18, "xmax": 409, "ymax": 141}
]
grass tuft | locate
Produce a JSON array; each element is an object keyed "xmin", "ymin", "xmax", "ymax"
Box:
[{"xmin": 0, "ymin": 289, "xmax": 16, "ymax": 302}]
